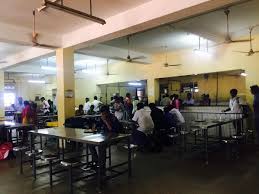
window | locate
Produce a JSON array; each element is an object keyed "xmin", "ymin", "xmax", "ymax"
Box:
[{"xmin": 4, "ymin": 93, "xmax": 16, "ymax": 107}]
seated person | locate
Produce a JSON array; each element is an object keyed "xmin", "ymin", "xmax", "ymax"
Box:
[
  {"xmin": 87, "ymin": 105, "xmax": 96, "ymax": 115},
  {"xmin": 75, "ymin": 104, "xmax": 84, "ymax": 116},
  {"xmin": 169, "ymin": 106, "xmax": 185, "ymax": 127},
  {"xmin": 132, "ymin": 103, "xmax": 154, "ymax": 147},
  {"xmin": 164, "ymin": 106, "xmax": 177, "ymax": 130},
  {"xmin": 89, "ymin": 105, "xmax": 122, "ymax": 172},
  {"xmin": 148, "ymin": 103, "xmax": 166, "ymax": 133},
  {"xmin": 183, "ymin": 93, "xmax": 195, "ymax": 106}
]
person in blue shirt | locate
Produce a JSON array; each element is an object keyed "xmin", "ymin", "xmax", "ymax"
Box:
[
  {"xmin": 89, "ymin": 105, "xmax": 122, "ymax": 173},
  {"xmin": 250, "ymin": 85, "xmax": 259, "ymax": 144}
]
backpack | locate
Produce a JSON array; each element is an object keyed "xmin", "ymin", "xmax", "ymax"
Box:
[{"xmin": 0, "ymin": 142, "xmax": 13, "ymax": 160}]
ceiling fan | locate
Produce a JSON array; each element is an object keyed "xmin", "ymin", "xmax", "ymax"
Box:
[
  {"xmin": 105, "ymin": 59, "xmax": 118, "ymax": 76},
  {"xmin": 163, "ymin": 46, "xmax": 181, "ymax": 67},
  {"xmin": 31, "ymin": 10, "xmax": 59, "ymax": 50},
  {"xmin": 113, "ymin": 36, "xmax": 149, "ymax": 64},
  {"xmin": 0, "ymin": 60, "xmax": 7, "ymax": 64},
  {"xmin": 218, "ymin": 9, "xmax": 250, "ymax": 45},
  {"xmin": 234, "ymin": 26, "xmax": 259, "ymax": 56}
]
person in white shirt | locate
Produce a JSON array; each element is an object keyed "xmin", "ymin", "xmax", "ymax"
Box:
[
  {"xmin": 92, "ymin": 96, "xmax": 102, "ymax": 112},
  {"xmin": 223, "ymin": 89, "xmax": 243, "ymax": 134},
  {"xmin": 40, "ymin": 97, "xmax": 50, "ymax": 114},
  {"xmin": 132, "ymin": 103, "xmax": 154, "ymax": 147},
  {"xmin": 183, "ymin": 93, "xmax": 195, "ymax": 106},
  {"xmin": 83, "ymin": 97, "xmax": 91, "ymax": 114},
  {"xmin": 169, "ymin": 108, "xmax": 185, "ymax": 125},
  {"xmin": 15, "ymin": 97, "xmax": 24, "ymax": 112}
]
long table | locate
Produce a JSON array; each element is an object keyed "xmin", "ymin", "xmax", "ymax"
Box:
[
  {"xmin": 189, "ymin": 118, "xmax": 243, "ymax": 165},
  {"xmin": 0, "ymin": 121, "xmax": 34, "ymax": 144},
  {"xmin": 28, "ymin": 127, "xmax": 132, "ymax": 190}
]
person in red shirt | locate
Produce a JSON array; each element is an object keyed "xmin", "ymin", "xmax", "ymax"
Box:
[{"xmin": 21, "ymin": 101, "xmax": 31, "ymax": 124}]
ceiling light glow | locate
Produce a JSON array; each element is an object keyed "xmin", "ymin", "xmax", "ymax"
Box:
[
  {"xmin": 28, "ymin": 80, "xmax": 46, "ymax": 84},
  {"xmin": 240, "ymin": 72, "xmax": 247, "ymax": 77},
  {"xmin": 128, "ymin": 82, "xmax": 142, "ymax": 86}
]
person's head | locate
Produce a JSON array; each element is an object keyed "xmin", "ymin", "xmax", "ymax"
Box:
[
  {"xmin": 24, "ymin": 100, "xmax": 30, "ymax": 106},
  {"xmin": 85, "ymin": 97, "xmax": 89, "ymax": 102},
  {"xmin": 40, "ymin": 97, "xmax": 45, "ymax": 102},
  {"xmin": 250, "ymin": 85, "xmax": 259, "ymax": 95},
  {"xmin": 119, "ymin": 96, "xmax": 124, "ymax": 103},
  {"xmin": 134, "ymin": 96, "xmax": 139, "ymax": 101},
  {"xmin": 230, "ymin": 89, "xmax": 238, "ymax": 98},
  {"xmin": 137, "ymin": 102, "xmax": 144, "ymax": 110},
  {"xmin": 170, "ymin": 95, "xmax": 174, "ymax": 100},
  {"xmin": 31, "ymin": 103, "xmax": 37, "ymax": 110},
  {"xmin": 11, "ymin": 104, "xmax": 15, "ymax": 108},
  {"xmin": 205, "ymin": 94, "xmax": 210, "ymax": 99},
  {"xmin": 94, "ymin": 96, "xmax": 98, "ymax": 100},
  {"xmin": 90, "ymin": 105, "xmax": 94, "ymax": 110},
  {"xmin": 162, "ymin": 95, "xmax": 165, "ymax": 99},
  {"xmin": 175, "ymin": 94, "xmax": 179, "ymax": 99},
  {"xmin": 100, "ymin": 105, "xmax": 110, "ymax": 118},
  {"xmin": 114, "ymin": 96, "xmax": 120, "ymax": 103},
  {"xmin": 165, "ymin": 94, "xmax": 169, "ymax": 98},
  {"xmin": 79, "ymin": 104, "xmax": 83, "ymax": 110},
  {"xmin": 18, "ymin": 97, "xmax": 23, "ymax": 104},
  {"xmin": 148, "ymin": 103, "xmax": 156, "ymax": 110},
  {"xmin": 187, "ymin": 93, "xmax": 192, "ymax": 100},
  {"xmin": 126, "ymin": 93, "xmax": 131, "ymax": 98}
]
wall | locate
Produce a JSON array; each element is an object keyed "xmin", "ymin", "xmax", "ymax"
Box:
[{"xmin": 160, "ymin": 73, "xmax": 246, "ymax": 103}]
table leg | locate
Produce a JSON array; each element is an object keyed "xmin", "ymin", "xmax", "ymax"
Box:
[
  {"xmin": 219, "ymin": 125, "xmax": 222, "ymax": 142},
  {"xmin": 97, "ymin": 145, "xmax": 102, "ymax": 192},
  {"xmin": 205, "ymin": 128, "xmax": 208, "ymax": 165},
  {"xmin": 128, "ymin": 137, "xmax": 132, "ymax": 177},
  {"xmin": 62, "ymin": 139, "xmax": 65, "ymax": 160},
  {"xmin": 30, "ymin": 133, "xmax": 34, "ymax": 152}
]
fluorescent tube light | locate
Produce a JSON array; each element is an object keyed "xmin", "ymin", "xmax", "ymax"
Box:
[
  {"xmin": 28, "ymin": 80, "xmax": 46, "ymax": 84},
  {"xmin": 128, "ymin": 82, "xmax": 142, "ymax": 86},
  {"xmin": 43, "ymin": 0, "xmax": 106, "ymax": 25},
  {"xmin": 41, "ymin": 66, "xmax": 56, "ymax": 71},
  {"xmin": 240, "ymin": 72, "xmax": 247, "ymax": 77}
]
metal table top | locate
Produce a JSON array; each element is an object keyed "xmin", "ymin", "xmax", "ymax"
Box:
[
  {"xmin": 75, "ymin": 114, "xmax": 101, "ymax": 118},
  {"xmin": 0, "ymin": 121, "xmax": 34, "ymax": 129},
  {"xmin": 189, "ymin": 119, "xmax": 235, "ymax": 129},
  {"xmin": 29, "ymin": 127, "xmax": 130, "ymax": 145}
]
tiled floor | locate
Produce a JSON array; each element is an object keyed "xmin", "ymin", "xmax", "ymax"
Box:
[{"xmin": 0, "ymin": 145, "xmax": 259, "ymax": 194}]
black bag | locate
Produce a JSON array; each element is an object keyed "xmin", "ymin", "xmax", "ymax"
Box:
[{"xmin": 64, "ymin": 117, "xmax": 87, "ymax": 128}]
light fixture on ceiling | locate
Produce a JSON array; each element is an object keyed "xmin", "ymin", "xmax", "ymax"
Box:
[
  {"xmin": 240, "ymin": 72, "xmax": 247, "ymax": 77},
  {"xmin": 41, "ymin": 58, "xmax": 56, "ymax": 71},
  {"xmin": 42, "ymin": 0, "xmax": 106, "ymax": 25},
  {"xmin": 128, "ymin": 82, "xmax": 142, "ymax": 86},
  {"xmin": 41, "ymin": 66, "xmax": 56, "ymax": 71},
  {"xmin": 28, "ymin": 80, "xmax": 46, "ymax": 84}
]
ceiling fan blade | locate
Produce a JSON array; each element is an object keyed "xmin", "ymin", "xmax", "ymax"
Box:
[
  {"xmin": 33, "ymin": 42, "xmax": 59, "ymax": 50},
  {"xmin": 233, "ymin": 51, "xmax": 249, "ymax": 53},
  {"xmin": 254, "ymin": 51, "xmax": 259, "ymax": 53},
  {"xmin": 130, "ymin": 56, "xmax": 146, "ymax": 60},
  {"xmin": 130, "ymin": 60, "xmax": 150, "ymax": 65},
  {"xmin": 168, "ymin": 64, "xmax": 181, "ymax": 66},
  {"xmin": 0, "ymin": 60, "xmax": 7, "ymax": 64},
  {"xmin": 229, "ymin": 39, "xmax": 251, "ymax": 43},
  {"xmin": 112, "ymin": 57, "xmax": 128, "ymax": 62}
]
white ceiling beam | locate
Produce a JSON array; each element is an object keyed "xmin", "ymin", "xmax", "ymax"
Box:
[{"xmin": 63, "ymin": 0, "xmax": 246, "ymax": 49}]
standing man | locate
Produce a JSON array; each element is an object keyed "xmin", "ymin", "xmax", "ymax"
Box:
[
  {"xmin": 92, "ymin": 96, "xmax": 102, "ymax": 112},
  {"xmin": 223, "ymin": 89, "xmax": 243, "ymax": 135},
  {"xmin": 250, "ymin": 85, "xmax": 259, "ymax": 144},
  {"xmin": 83, "ymin": 97, "xmax": 91, "ymax": 114},
  {"xmin": 40, "ymin": 97, "xmax": 50, "ymax": 115},
  {"xmin": 16, "ymin": 97, "xmax": 24, "ymax": 112}
]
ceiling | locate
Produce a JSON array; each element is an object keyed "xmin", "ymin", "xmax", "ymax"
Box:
[
  {"xmin": 0, "ymin": 42, "xmax": 30, "ymax": 60},
  {"xmin": 104, "ymin": 0, "xmax": 259, "ymax": 54},
  {"xmin": 0, "ymin": 0, "xmax": 151, "ymax": 34},
  {"xmin": 3, "ymin": 0, "xmax": 259, "ymax": 75}
]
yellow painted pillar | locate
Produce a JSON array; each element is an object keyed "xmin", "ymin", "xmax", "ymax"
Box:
[
  {"xmin": 147, "ymin": 78, "xmax": 160, "ymax": 104},
  {"xmin": 0, "ymin": 71, "xmax": 4, "ymax": 118},
  {"xmin": 56, "ymin": 47, "xmax": 75, "ymax": 127}
]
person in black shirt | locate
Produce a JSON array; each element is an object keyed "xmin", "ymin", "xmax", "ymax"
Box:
[{"xmin": 89, "ymin": 105, "xmax": 122, "ymax": 173}]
